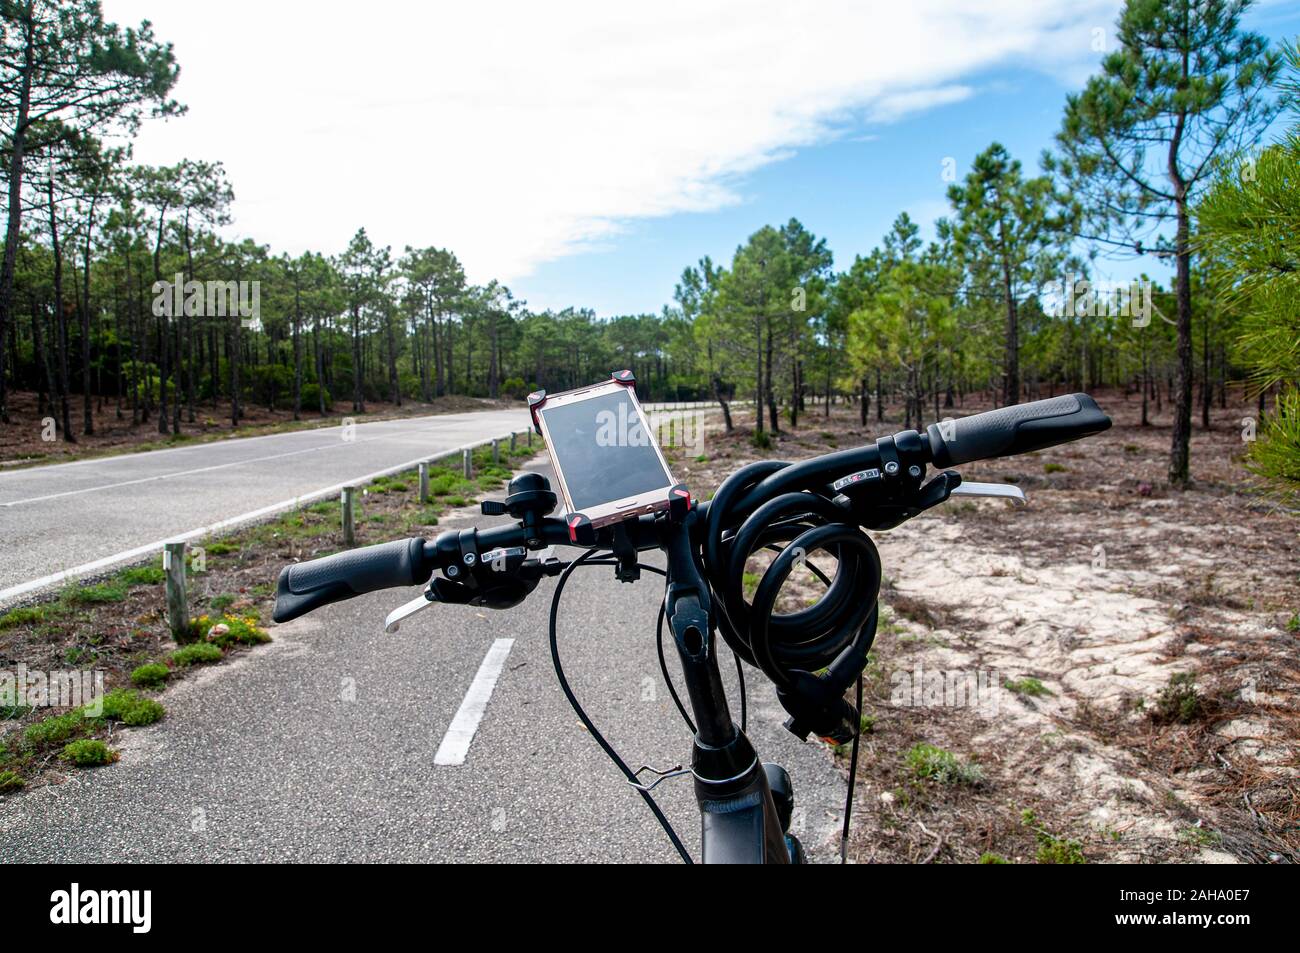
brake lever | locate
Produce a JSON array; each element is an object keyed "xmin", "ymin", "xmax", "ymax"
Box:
[
  {"xmin": 384, "ymin": 584, "xmax": 439, "ymax": 633},
  {"xmin": 948, "ymin": 481, "xmax": 1027, "ymax": 506},
  {"xmin": 384, "ymin": 548, "xmax": 567, "ymax": 632}
]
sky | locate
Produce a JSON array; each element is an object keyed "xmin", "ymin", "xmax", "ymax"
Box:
[{"xmin": 104, "ymin": 0, "xmax": 1300, "ymax": 317}]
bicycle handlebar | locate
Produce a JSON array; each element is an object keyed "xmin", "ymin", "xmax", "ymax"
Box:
[
  {"xmin": 273, "ymin": 537, "xmax": 431, "ymax": 623},
  {"xmin": 926, "ymin": 393, "xmax": 1110, "ymax": 467},
  {"xmin": 271, "ymin": 393, "xmax": 1111, "ymax": 624}
]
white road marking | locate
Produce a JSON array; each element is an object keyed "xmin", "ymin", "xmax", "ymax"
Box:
[{"xmin": 434, "ymin": 638, "xmax": 516, "ymax": 766}]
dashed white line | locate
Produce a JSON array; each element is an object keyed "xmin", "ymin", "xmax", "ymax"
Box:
[{"xmin": 434, "ymin": 638, "xmax": 516, "ymax": 766}]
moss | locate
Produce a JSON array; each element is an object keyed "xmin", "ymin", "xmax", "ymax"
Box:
[
  {"xmin": 61, "ymin": 739, "xmax": 118, "ymax": 767},
  {"xmin": 130, "ymin": 663, "xmax": 171, "ymax": 689},
  {"xmin": 170, "ymin": 643, "xmax": 223, "ymax": 666},
  {"xmin": 23, "ymin": 710, "xmax": 89, "ymax": 748},
  {"xmin": 978, "ymin": 852, "xmax": 1010, "ymax": 864},
  {"xmin": 98, "ymin": 688, "xmax": 165, "ymax": 726}
]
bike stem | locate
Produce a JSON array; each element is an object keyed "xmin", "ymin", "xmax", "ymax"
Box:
[{"xmin": 660, "ymin": 513, "xmax": 789, "ymax": 863}]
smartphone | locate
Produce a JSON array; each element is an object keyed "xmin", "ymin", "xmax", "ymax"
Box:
[{"xmin": 530, "ymin": 378, "xmax": 676, "ymax": 529}]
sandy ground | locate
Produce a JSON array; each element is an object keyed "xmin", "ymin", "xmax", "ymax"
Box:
[{"xmin": 673, "ymin": 389, "xmax": 1298, "ymax": 864}]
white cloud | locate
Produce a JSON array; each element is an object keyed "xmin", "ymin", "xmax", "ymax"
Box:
[
  {"xmin": 866, "ymin": 86, "xmax": 975, "ymax": 124},
  {"xmin": 104, "ymin": 0, "xmax": 1120, "ymax": 284}
]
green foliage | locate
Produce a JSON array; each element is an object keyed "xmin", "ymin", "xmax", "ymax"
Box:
[
  {"xmin": 1179, "ymin": 825, "xmax": 1222, "ymax": 847},
  {"xmin": 170, "ymin": 643, "xmax": 223, "ymax": 666},
  {"xmin": 1004, "ymin": 677, "xmax": 1052, "ymax": 698},
  {"xmin": 978, "ymin": 852, "xmax": 1010, "ymax": 864},
  {"xmin": 0, "ymin": 606, "xmax": 47, "ymax": 630},
  {"xmin": 60, "ymin": 580, "xmax": 129, "ymax": 605},
  {"xmin": 1154, "ymin": 672, "xmax": 1202, "ymax": 724},
  {"xmin": 300, "ymin": 382, "xmax": 332, "ymax": 410},
  {"xmin": 61, "ymin": 739, "xmax": 117, "ymax": 767},
  {"xmin": 119, "ymin": 565, "xmax": 165, "ymax": 586},
  {"xmin": 1196, "ymin": 40, "xmax": 1300, "ymax": 503},
  {"xmin": 1020, "ymin": 809, "xmax": 1086, "ymax": 864},
  {"xmin": 190, "ymin": 613, "xmax": 270, "ymax": 648},
  {"xmin": 0, "ymin": 770, "xmax": 24, "ymax": 792},
  {"xmin": 130, "ymin": 663, "xmax": 170, "ymax": 688},
  {"xmin": 905, "ymin": 743, "xmax": 984, "ymax": 785}
]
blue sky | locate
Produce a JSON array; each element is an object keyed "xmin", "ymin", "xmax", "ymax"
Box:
[
  {"xmin": 514, "ymin": 1, "xmax": 1300, "ymax": 317},
  {"xmin": 108, "ymin": 0, "xmax": 1300, "ymax": 319}
]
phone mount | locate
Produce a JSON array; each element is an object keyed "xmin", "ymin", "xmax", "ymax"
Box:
[{"xmin": 527, "ymin": 367, "xmax": 637, "ymax": 435}]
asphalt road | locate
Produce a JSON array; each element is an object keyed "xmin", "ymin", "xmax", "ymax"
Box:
[
  {"xmin": 0, "ymin": 458, "xmax": 848, "ymax": 863},
  {"xmin": 0, "ymin": 408, "xmax": 535, "ymax": 603}
]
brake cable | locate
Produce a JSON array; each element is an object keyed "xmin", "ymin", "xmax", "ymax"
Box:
[{"xmin": 547, "ymin": 549, "xmax": 693, "ymax": 864}]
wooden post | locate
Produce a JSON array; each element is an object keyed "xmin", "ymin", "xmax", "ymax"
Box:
[
  {"xmin": 527, "ymin": 429, "xmax": 533, "ymax": 447},
  {"xmin": 418, "ymin": 462, "xmax": 430, "ymax": 503},
  {"xmin": 510, "ymin": 432, "xmax": 517, "ymax": 452},
  {"xmin": 341, "ymin": 486, "xmax": 357, "ymax": 546},
  {"xmin": 492, "ymin": 438, "xmax": 500, "ymax": 464},
  {"xmin": 462, "ymin": 448, "xmax": 472, "ymax": 480},
  {"xmin": 163, "ymin": 541, "xmax": 188, "ymax": 639}
]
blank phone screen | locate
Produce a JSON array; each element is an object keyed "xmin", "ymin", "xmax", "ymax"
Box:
[{"xmin": 540, "ymin": 390, "xmax": 673, "ymax": 511}]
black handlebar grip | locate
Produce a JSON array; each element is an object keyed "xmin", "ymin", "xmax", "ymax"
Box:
[
  {"xmin": 926, "ymin": 393, "xmax": 1111, "ymax": 467},
  {"xmin": 272, "ymin": 537, "xmax": 428, "ymax": 623}
]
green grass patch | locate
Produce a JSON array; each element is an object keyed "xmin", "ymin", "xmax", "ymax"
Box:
[
  {"xmin": 1043, "ymin": 462, "xmax": 1068, "ymax": 474},
  {"xmin": 118, "ymin": 564, "xmax": 165, "ymax": 586},
  {"xmin": 60, "ymin": 580, "xmax": 129, "ymax": 605},
  {"xmin": 1021, "ymin": 809, "xmax": 1086, "ymax": 864},
  {"xmin": 411, "ymin": 508, "xmax": 441, "ymax": 526},
  {"xmin": 202, "ymin": 541, "xmax": 240, "ymax": 556},
  {"xmin": 1178, "ymin": 825, "xmax": 1222, "ymax": 847},
  {"xmin": 0, "ymin": 606, "xmax": 49, "ymax": 630},
  {"xmin": 207, "ymin": 593, "xmax": 237, "ymax": 614},
  {"xmin": 1004, "ymin": 677, "xmax": 1052, "ymax": 698},
  {"xmin": 130, "ymin": 663, "xmax": 170, "ymax": 689},
  {"xmin": 170, "ymin": 643, "xmax": 223, "ymax": 667},
  {"xmin": 905, "ymin": 743, "xmax": 984, "ymax": 785},
  {"xmin": 0, "ymin": 769, "xmax": 24, "ymax": 792},
  {"xmin": 978, "ymin": 852, "xmax": 1010, "ymax": 864},
  {"xmin": 61, "ymin": 739, "xmax": 117, "ymax": 767}
]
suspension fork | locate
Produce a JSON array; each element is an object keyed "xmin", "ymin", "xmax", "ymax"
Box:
[{"xmin": 661, "ymin": 517, "xmax": 790, "ymax": 863}]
